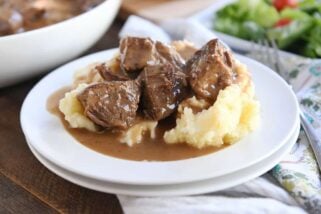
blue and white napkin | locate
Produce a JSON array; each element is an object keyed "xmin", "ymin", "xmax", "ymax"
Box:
[{"xmin": 117, "ymin": 15, "xmax": 321, "ymax": 214}]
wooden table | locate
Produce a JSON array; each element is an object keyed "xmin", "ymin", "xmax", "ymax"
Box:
[{"xmin": 0, "ymin": 18, "xmax": 125, "ymax": 214}]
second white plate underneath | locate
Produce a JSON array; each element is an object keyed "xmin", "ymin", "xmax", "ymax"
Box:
[{"xmin": 26, "ymin": 121, "xmax": 299, "ymax": 196}]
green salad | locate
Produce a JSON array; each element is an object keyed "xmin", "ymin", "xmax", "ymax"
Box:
[{"xmin": 214, "ymin": 0, "xmax": 321, "ymax": 58}]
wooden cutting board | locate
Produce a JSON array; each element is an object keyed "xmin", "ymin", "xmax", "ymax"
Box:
[{"xmin": 120, "ymin": 0, "xmax": 218, "ymax": 23}]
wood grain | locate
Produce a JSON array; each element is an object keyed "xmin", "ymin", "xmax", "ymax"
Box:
[
  {"xmin": 0, "ymin": 19, "xmax": 124, "ymax": 214},
  {"xmin": 0, "ymin": 173, "xmax": 56, "ymax": 214}
]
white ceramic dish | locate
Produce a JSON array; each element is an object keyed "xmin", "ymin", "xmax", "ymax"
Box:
[
  {"xmin": 26, "ymin": 121, "xmax": 300, "ymax": 196},
  {"xmin": 20, "ymin": 49, "xmax": 299, "ymax": 186},
  {"xmin": 0, "ymin": 0, "xmax": 121, "ymax": 87},
  {"xmin": 190, "ymin": 0, "xmax": 303, "ymax": 58}
]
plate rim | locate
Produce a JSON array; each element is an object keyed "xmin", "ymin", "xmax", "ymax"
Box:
[
  {"xmin": 20, "ymin": 49, "xmax": 300, "ymax": 185},
  {"xmin": 26, "ymin": 121, "xmax": 300, "ymax": 196}
]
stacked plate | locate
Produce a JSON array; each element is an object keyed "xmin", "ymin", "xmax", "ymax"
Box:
[{"xmin": 21, "ymin": 50, "xmax": 300, "ymax": 196}]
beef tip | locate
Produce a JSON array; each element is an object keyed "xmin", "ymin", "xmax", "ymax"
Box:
[
  {"xmin": 140, "ymin": 62, "xmax": 187, "ymax": 120},
  {"xmin": 96, "ymin": 64, "xmax": 130, "ymax": 81},
  {"xmin": 171, "ymin": 41, "xmax": 198, "ymax": 61},
  {"xmin": 22, "ymin": 7, "xmax": 45, "ymax": 23},
  {"xmin": 77, "ymin": 81, "xmax": 140, "ymax": 130},
  {"xmin": 78, "ymin": 0, "xmax": 103, "ymax": 11},
  {"xmin": 185, "ymin": 39, "xmax": 235, "ymax": 102},
  {"xmin": 120, "ymin": 37, "xmax": 154, "ymax": 72},
  {"xmin": 96, "ymin": 58, "xmax": 130, "ymax": 81},
  {"xmin": 0, "ymin": 7, "xmax": 23, "ymax": 35},
  {"xmin": 119, "ymin": 37, "xmax": 186, "ymax": 73},
  {"xmin": 155, "ymin": 41, "xmax": 185, "ymax": 70}
]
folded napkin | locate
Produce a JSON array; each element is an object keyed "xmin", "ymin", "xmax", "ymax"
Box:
[{"xmin": 117, "ymin": 15, "xmax": 321, "ymax": 214}]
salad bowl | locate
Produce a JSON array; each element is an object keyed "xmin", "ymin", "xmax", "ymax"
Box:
[{"xmin": 191, "ymin": 0, "xmax": 321, "ymax": 59}]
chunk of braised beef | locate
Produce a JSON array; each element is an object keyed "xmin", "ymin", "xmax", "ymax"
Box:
[
  {"xmin": 78, "ymin": 0, "xmax": 104, "ymax": 11},
  {"xmin": 0, "ymin": 18, "xmax": 12, "ymax": 36},
  {"xmin": 77, "ymin": 81, "xmax": 140, "ymax": 130},
  {"xmin": 185, "ymin": 39, "xmax": 235, "ymax": 102},
  {"xmin": 119, "ymin": 37, "xmax": 186, "ymax": 74},
  {"xmin": 119, "ymin": 37, "xmax": 154, "ymax": 72},
  {"xmin": 155, "ymin": 41, "xmax": 185, "ymax": 70},
  {"xmin": 22, "ymin": 7, "xmax": 45, "ymax": 23},
  {"xmin": 140, "ymin": 62, "xmax": 187, "ymax": 121},
  {"xmin": 96, "ymin": 62, "xmax": 130, "ymax": 81}
]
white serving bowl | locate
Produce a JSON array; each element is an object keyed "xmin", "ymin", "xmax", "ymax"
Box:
[{"xmin": 0, "ymin": 0, "xmax": 121, "ymax": 87}]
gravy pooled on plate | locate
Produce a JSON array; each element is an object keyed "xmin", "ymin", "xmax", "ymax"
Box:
[
  {"xmin": 48, "ymin": 37, "xmax": 260, "ymax": 161},
  {"xmin": 47, "ymin": 87, "xmax": 223, "ymax": 161}
]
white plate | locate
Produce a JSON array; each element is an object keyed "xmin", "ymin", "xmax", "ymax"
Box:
[
  {"xmin": 26, "ymin": 121, "xmax": 300, "ymax": 196},
  {"xmin": 20, "ymin": 49, "xmax": 299, "ymax": 185},
  {"xmin": 190, "ymin": 0, "xmax": 303, "ymax": 58}
]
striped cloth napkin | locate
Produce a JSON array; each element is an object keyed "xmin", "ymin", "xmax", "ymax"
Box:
[{"xmin": 117, "ymin": 15, "xmax": 321, "ymax": 214}]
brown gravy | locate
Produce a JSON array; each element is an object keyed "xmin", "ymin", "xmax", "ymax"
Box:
[{"xmin": 47, "ymin": 87, "xmax": 226, "ymax": 161}]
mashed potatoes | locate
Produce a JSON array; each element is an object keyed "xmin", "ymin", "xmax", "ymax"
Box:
[
  {"xmin": 164, "ymin": 83, "xmax": 260, "ymax": 148},
  {"xmin": 59, "ymin": 53, "xmax": 260, "ymax": 148},
  {"xmin": 73, "ymin": 63, "xmax": 103, "ymax": 87},
  {"xmin": 59, "ymin": 82, "xmax": 158, "ymax": 145},
  {"xmin": 59, "ymin": 62, "xmax": 103, "ymax": 132},
  {"xmin": 59, "ymin": 62, "xmax": 158, "ymax": 145},
  {"xmin": 59, "ymin": 83, "xmax": 97, "ymax": 132},
  {"xmin": 120, "ymin": 121, "xmax": 158, "ymax": 146},
  {"xmin": 163, "ymin": 60, "xmax": 260, "ymax": 148}
]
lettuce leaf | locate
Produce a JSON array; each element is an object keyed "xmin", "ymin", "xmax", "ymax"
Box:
[
  {"xmin": 267, "ymin": 20, "xmax": 313, "ymax": 48},
  {"xmin": 238, "ymin": 0, "xmax": 279, "ymax": 27},
  {"xmin": 280, "ymin": 8, "xmax": 312, "ymax": 20},
  {"xmin": 214, "ymin": 0, "xmax": 279, "ymax": 38},
  {"xmin": 302, "ymin": 19, "xmax": 321, "ymax": 57}
]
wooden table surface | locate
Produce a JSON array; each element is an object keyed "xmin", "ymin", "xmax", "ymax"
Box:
[{"xmin": 0, "ymin": 18, "xmax": 125, "ymax": 214}]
